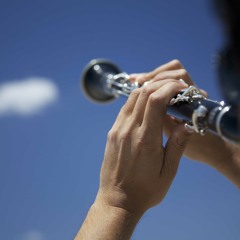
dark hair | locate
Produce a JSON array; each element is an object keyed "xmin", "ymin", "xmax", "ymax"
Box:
[
  {"xmin": 214, "ymin": 0, "xmax": 240, "ymax": 46},
  {"xmin": 214, "ymin": 0, "xmax": 240, "ymax": 105}
]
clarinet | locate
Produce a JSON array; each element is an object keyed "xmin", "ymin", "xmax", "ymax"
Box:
[{"xmin": 81, "ymin": 59, "xmax": 240, "ymax": 143}]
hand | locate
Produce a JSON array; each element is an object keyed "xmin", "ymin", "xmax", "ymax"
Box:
[
  {"xmin": 130, "ymin": 60, "xmax": 240, "ymax": 187},
  {"xmin": 96, "ymin": 77, "xmax": 192, "ymax": 216},
  {"xmin": 129, "ymin": 59, "xmax": 211, "ymax": 162},
  {"xmin": 76, "ymin": 76, "xmax": 192, "ymax": 240}
]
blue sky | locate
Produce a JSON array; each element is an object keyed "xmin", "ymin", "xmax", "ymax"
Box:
[{"xmin": 0, "ymin": 0, "xmax": 239, "ymax": 240}]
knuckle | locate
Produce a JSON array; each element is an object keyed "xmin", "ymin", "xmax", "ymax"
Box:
[
  {"xmin": 119, "ymin": 130, "xmax": 131, "ymax": 143},
  {"xmin": 149, "ymin": 92, "xmax": 163, "ymax": 105},
  {"xmin": 135, "ymin": 131, "xmax": 151, "ymax": 148},
  {"xmin": 178, "ymin": 69, "xmax": 187, "ymax": 77},
  {"xmin": 107, "ymin": 129, "xmax": 118, "ymax": 142},
  {"xmin": 136, "ymin": 75, "xmax": 147, "ymax": 84},
  {"xmin": 152, "ymin": 72, "xmax": 166, "ymax": 81},
  {"xmin": 108, "ymin": 128, "xmax": 132, "ymax": 143},
  {"xmin": 140, "ymin": 85, "xmax": 153, "ymax": 97},
  {"xmin": 168, "ymin": 81, "xmax": 184, "ymax": 90},
  {"xmin": 131, "ymin": 88, "xmax": 141, "ymax": 97},
  {"xmin": 136, "ymin": 136, "xmax": 146, "ymax": 148},
  {"xmin": 121, "ymin": 101, "xmax": 134, "ymax": 116},
  {"xmin": 163, "ymin": 81, "xmax": 177, "ymax": 89},
  {"xmin": 170, "ymin": 59, "xmax": 183, "ymax": 68},
  {"xmin": 173, "ymin": 137, "xmax": 187, "ymax": 151}
]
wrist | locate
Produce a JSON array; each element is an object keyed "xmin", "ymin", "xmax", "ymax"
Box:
[
  {"xmin": 75, "ymin": 198, "xmax": 143, "ymax": 240},
  {"xmin": 93, "ymin": 197, "xmax": 144, "ymax": 222},
  {"xmin": 87, "ymin": 198, "xmax": 142, "ymax": 240},
  {"xmin": 95, "ymin": 189, "xmax": 148, "ymax": 217}
]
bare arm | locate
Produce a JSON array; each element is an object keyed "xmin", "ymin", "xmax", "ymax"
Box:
[
  {"xmin": 75, "ymin": 78, "xmax": 192, "ymax": 239},
  {"xmin": 181, "ymin": 131, "xmax": 240, "ymax": 188},
  {"xmin": 75, "ymin": 201, "xmax": 141, "ymax": 240}
]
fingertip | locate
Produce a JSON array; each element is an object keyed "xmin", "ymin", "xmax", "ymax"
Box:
[
  {"xmin": 179, "ymin": 79, "xmax": 189, "ymax": 88},
  {"xmin": 129, "ymin": 74, "xmax": 138, "ymax": 82},
  {"xmin": 200, "ymin": 89, "xmax": 208, "ymax": 98},
  {"xmin": 176, "ymin": 123, "xmax": 195, "ymax": 138},
  {"xmin": 129, "ymin": 73, "xmax": 138, "ymax": 78},
  {"xmin": 168, "ymin": 123, "xmax": 194, "ymax": 151}
]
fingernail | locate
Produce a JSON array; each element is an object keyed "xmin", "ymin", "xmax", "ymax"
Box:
[
  {"xmin": 169, "ymin": 98, "xmax": 176, "ymax": 105},
  {"xmin": 184, "ymin": 123, "xmax": 195, "ymax": 134},
  {"xmin": 179, "ymin": 79, "xmax": 188, "ymax": 88},
  {"xmin": 200, "ymin": 89, "xmax": 208, "ymax": 97},
  {"xmin": 130, "ymin": 74, "xmax": 138, "ymax": 78},
  {"xmin": 142, "ymin": 80, "xmax": 153, "ymax": 87}
]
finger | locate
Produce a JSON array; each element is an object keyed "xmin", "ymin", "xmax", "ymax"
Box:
[
  {"xmin": 152, "ymin": 69, "xmax": 194, "ymax": 86},
  {"xmin": 141, "ymin": 81, "xmax": 188, "ymax": 135},
  {"xmin": 120, "ymin": 88, "xmax": 141, "ymax": 115},
  {"xmin": 147, "ymin": 59, "xmax": 184, "ymax": 77},
  {"xmin": 135, "ymin": 59, "xmax": 184, "ymax": 85},
  {"xmin": 200, "ymin": 89, "xmax": 208, "ymax": 98},
  {"xmin": 163, "ymin": 115, "xmax": 180, "ymax": 137},
  {"xmin": 110, "ymin": 88, "xmax": 141, "ymax": 131},
  {"xmin": 160, "ymin": 123, "xmax": 193, "ymax": 184},
  {"xmin": 129, "ymin": 73, "xmax": 145, "ymax": 82},
  {"xmin": 131, "ymin": 79, "xmax": 183, "ymax": 124}
]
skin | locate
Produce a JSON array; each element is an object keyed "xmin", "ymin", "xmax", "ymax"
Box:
[
  {"xmin": 75, "ymin": 59, "xmax": 240, "ymax": 240},
  {"xmin": 131, "ymin": 59, "xmax": 240, "ymax": 188},
  {"xmin": 75, "ymin": 76, "xmax": 193, "ymax": 240}
]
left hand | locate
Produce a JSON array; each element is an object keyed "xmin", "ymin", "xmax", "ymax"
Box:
[{"xmin": 96, "ymin": 77, "xmax": 192, "ymax": 216}]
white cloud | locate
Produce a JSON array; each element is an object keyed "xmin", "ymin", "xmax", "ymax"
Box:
[
  {"xmin": 0, "ymin": 77, "xmax": 59, "ymax": 116},
  {"xmin": 19, "ymin": 230, "xmax": 46, "ymax": 240}
]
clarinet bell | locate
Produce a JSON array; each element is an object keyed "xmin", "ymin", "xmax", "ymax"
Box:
[{"xmin": 81, "ymin": 59, "xmax": 121, "ymax": 103}]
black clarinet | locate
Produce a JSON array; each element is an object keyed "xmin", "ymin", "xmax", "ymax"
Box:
[{"xmin": 81, "ymin": 59, "xmax": 240, "ymax": 143}]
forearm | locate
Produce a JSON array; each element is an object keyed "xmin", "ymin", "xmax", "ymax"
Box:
[
  {"xmin": 75, "ymin": 200, "xmax": 142, "ymax": 240},
  {"xmin": 212, "ymin": 139, "xmax": 240, "ymax": 188},
  {"xmin": 193, "ymin": 133, "xmax": 240, "ymax": 188}
]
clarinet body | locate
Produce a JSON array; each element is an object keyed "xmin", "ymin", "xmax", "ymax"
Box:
[{"xmin": 81, "ymin": 59, "xmax": 240, "ymax": 143}]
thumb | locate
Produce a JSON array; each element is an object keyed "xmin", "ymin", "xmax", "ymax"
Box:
[{"xmin": 161, "ymin": 123, "xmax": 193, "ymax": 182}]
